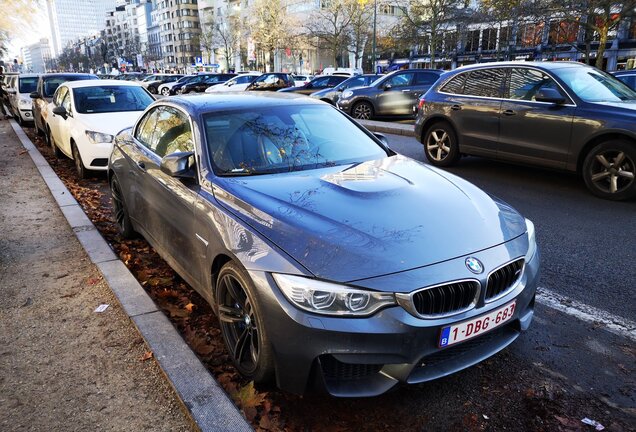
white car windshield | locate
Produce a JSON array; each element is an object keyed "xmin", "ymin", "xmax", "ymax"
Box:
[{"xmin": 73, "ymin": 86, "xmax": 154, "ymax": 114}]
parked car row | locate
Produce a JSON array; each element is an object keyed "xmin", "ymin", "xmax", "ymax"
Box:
[{"xmin": 12, "ymin": 71, "xmax": 541, "ymax": 398}]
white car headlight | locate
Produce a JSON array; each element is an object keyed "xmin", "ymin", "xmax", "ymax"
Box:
[
  {"xmin": 19, "ymin": 98, "xmax": 31, "ymax": 107},
  {"xmin": 342, "ymin": 90, "xmax": 354, "ymax": 99},
  {"xmin": 525, "ymin": 218, "xmax": 537, "ymax": 261},
  {"xmin": 85, "ymin": 130, "xmax": 114, "ymax": 144},
  {"xmin": 272, "ymin": 273, "xmax": 395, "ymax": 317}
]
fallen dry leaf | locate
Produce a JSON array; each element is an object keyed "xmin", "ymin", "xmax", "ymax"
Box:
[
  {"xmin": 185, "ymin": 303, "xmax": 195, "ymax": 313},
  {"xmin": 139, "ymin": 351, "xmax": 153, "ymax": 361}
]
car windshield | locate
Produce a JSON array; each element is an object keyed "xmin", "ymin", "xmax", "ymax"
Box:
[
  {"xmin": 19, "ymin": 77, "xmax": 38, "ymax": 93},
  {"xmin": 204, "ymin": 104, "xmax": 388, "ymax": 175},
  {"xmin": 554, "ymin": 67, "xmax": 636, "ymax": 102},
  {"xmin": 73, "ymin": 86, "xmax": 154, "ymax": 114},
  {"xmin": 43, "ymin": 75, "xmax": 97, "ymax": 97}
]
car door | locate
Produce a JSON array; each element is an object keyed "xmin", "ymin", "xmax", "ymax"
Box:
[
  {"xmin": 375, "ymin": 72, "xmax": 416, "ymax": 115},
  {"xmin": 498, "ymin": 67, "xmax": 575, "ymax": 168},
  {"xmin": 133, "ymin": 106, "xmax": 201, "ymax": 285},
  {"xmin": 412, "ymin": 71, "xmax": 440, "ymax": 101},
  {"xmin": 48, "ymin": 86, "xmax": 68, "ymax": 149},
  {"xmin": 57, "ymin": 89, "xmax": 74, "ymax": 156}
]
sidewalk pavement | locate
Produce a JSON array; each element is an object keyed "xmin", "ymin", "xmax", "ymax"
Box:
[{"xmin": 0, "ymin": 118, "xmax": 194, "ymax": 431}]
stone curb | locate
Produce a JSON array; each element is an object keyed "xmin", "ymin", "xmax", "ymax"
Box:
[
  {"xmin": 358, "ymin": 119, "xmax": 416, "ymax": 137},
  {"xmin": 8, "ymin": 120, "xmax": 252, "ymax": 432}
]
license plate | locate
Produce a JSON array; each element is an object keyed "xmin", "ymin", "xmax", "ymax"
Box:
[{"xmin": 439, "ymin": 300, "xmax": 516, "ymax": 348}]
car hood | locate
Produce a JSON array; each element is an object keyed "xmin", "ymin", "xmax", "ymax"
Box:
[
  {"xmin": 278, "ymin": 86, "xmax": 308, "ymax": 92},
  {"xmin": 212, "ymin": 156, "xmax": 526, "ymax": 282},
  {"xmin": 77, "ymin": 111, "xmax": 143, "ymax": 136},
  {"xmin": 310, "ymin": 88, "xmax": 336, "ymax": 98}
]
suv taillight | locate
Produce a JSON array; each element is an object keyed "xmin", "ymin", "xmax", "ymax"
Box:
[{"xmin": 417, "ymin": 98, "xmax": 426, "ymax": 111}]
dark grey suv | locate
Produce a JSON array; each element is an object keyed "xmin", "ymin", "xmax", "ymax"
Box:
[
  {"xmin": 338, "ymin": 69, "xmax": 442, "ymax": 119},
  {"xmin": 415, "ymin": 62, "xmax": 636, "ymax": 200}
]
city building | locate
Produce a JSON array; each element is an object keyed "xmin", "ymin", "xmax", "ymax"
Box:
[
  {"xmin": 149, "ymin": 0, "xmax": 202, "ymax": 72},
  {"xmin": 20, "ymin": 39, "xmax": 52, "ymax": 73},
  {"xmin": 103, "ymin": 0, "xmax": 153, "ymax": 70},
  {"xmin": 47, "ymin": 0, "xmax": 118, "ymax": 57}
]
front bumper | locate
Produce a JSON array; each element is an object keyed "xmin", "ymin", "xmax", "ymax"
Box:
[
  {"xmin": 78, "ymin": 140, "xmax": 114, "ymax": 171},
  {"xmin": 249, "ymin": 239, "xmax": 539, "ymax": 397},
  {"xmin": 336, "ymin": 99, "xmax": 352, "ymax": 113}
]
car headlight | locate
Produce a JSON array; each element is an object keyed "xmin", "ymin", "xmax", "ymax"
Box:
[
  {"xmin": 85, "ymin": 130, "xmax": 114, "ymax": 144},
  {"xmin": 272, "ymin": 273, "xmax": 396, "ymax": 316},
  {"xmin": 525, "ymin": 218, "xmax": 537, "ymax": 261},
  {"xmin": 342, "ymin": 90, "xmax": 353, "ymax": 99},
  {"xmin": 19, "ymin": 98, "xmax": 31, "ymax": 107}
]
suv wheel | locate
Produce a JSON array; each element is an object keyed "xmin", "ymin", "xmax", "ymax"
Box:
[
  {"xmin": 352, "ymin": 101, "xmax": 374, "ymax": 120},
  {"xmin": 216, "ymin": 262, "xmax": 274, "ymax": 383},
  {"xmin": 424, "ymin": 122, "xmax": 460, "ymax": 167},
  {"xmin": 582, "ymin": 140, "xmax": 636, "ymax": 201}
]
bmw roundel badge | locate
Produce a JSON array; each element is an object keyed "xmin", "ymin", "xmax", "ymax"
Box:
[{"xmin": 465, "ymin": 257, "xmax": 484, "ymax": 274}]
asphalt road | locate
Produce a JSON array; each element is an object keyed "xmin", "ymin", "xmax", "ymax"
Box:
[
  {"xmin": 385, "ymin": 133, "xmax": 636, "ymax": 322},
  {"xmin": 384, "ymin": 132, "xmax": 636, "ymax": 420}
]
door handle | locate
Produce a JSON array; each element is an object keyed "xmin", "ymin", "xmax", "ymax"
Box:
[
  {"xmin": 401, "ymin": 89, "xmax": 410, "ymax": 92},
  {"xmin": 503, "ymin": 109, "xmax": 516, "ymax": 116},
  {"xmin": 137, "ymin": 161, "xmax": 146, "ymax": 172},
  {"xmin": 451, "ymin": 104, "xmax": 461, "ymax": 111}
]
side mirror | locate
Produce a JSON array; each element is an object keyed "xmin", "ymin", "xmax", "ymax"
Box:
[
  {"xmin": 30, "ymin": 91, "xmax": 41, "ymax": 99},
  {"xmin": 160, "ymin": 151, "xmax": 196, "ymax": 179},
  {"xmin": 383, "ymin": 83, "xmax": 392, "ymax": 91},
  {"xmin": 52, "ymin": 106, "xmax": 68, "ymax": 119},
  {"xmin": 535, "ymin": 88, "xmax": 566, "ymax": 104}
]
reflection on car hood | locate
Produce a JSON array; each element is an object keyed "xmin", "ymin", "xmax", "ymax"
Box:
[
  {"xmin": 77, "ymin": 111, "xmax": 143, "ymax": 136},
  {"xmin": 213, "ymin": 156, "xmax": 526, "ymax": 282}
]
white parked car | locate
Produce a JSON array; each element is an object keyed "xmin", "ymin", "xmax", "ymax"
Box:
[
  {"xmin": 291, "ymin": 74, "xmax": 313, "ymax": 87},
  {"xmin": 46, "ymin": 80, "xmax": 154, "ymax": 178},
  {"xmin": 7, "ymin": 73, "xmax": 39, "ymax": 125},
  {"xmin": 205, "ymin": 72, "xmax": 261, "ymax": 92}
]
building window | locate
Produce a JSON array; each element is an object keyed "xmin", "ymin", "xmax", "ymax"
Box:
[
  {"xmin": 519, "ymin": 22, "xmax": 544, "ymax": 47},
  {"xmin": 481, "ymin": 28, "xmax": 497, "ymax": 51},
  {"xmin": 549, "ymin": 20, "xmax": 579, "ymax": 45},
  {"xmin": 465, "ymin": 29, "xmax": 480, "ymax": 52}
]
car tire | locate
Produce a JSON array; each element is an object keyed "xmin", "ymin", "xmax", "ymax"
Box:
[
  {"xmin": 161, "ymin": 87, "xmax": 170, "ymax": 96},
  {"xmin": 582, "ymin": 140, "xmax": 636, "ymax": 201},
  {"xmin": 352, "ymin": 101, "xmax": 374, "ymax": 120},
  {"xmin": 36, "ymin": 116, "xmax": 44, "ymax": 136},
  {"xmin": 423, "ymin": 122, "xmax": 460, "ymax": 167},
  {"xmin": 216, "ymin": 261, "xmax": 275, "ymax": 384},
  {"xmin": 46, "ymin": 126, "xmax": 64, "ymax": 158},
  {"xmin": 71, "ymin": 142, "xmax": 88, "ymax": 179},
  {"xmin": 110, "ymin": 175, "xmax": 137, "ymax": 239},
  {"xmin": 148, "ymin": 86, "xmax": 157, "ymax": 94}
]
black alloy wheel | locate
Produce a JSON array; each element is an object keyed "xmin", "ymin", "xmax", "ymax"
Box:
[
  {"xmin": 110, "ymin": 176, "xmax": 136, "ymax": 238},
  {"xmin": 583, "ymin": 140, "xmax": 636, "ymax": 201},
  {"xmin": 423, "ymin": 122, "xmax": 460, "ymax": 167},
  {"xmin": 352, "ymin": 101, "xmax": 374, "ymax": 120},
  {"xmin": 71, "ymin": 143, "xmax": 88, "ymax": 179},
  {"xmin": 216, "ymin": 262, "xmax": 274, "ymax": 382}
]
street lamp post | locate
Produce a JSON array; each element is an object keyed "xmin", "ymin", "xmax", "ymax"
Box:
[{"xmin": 372, "ymin": 0, "xmax": 377, "ymax": 73}]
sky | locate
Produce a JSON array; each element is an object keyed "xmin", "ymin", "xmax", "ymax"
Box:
[{"xmin": 7, "ymin": 5, "xmax": 50, "ymax": 58}]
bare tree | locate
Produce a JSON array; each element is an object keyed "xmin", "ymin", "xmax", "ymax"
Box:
[
  {"xmin": 549, "ymin": 0, "xmax": 636, "ymax": 69},
  {"xmin": 396, "ymin": 0, "xmax": 464, "ymax": 68},
  {"xmin": 250, "ymin": 0, "xmax": 292, "ymax": 71},
  {"xmin": 347, "ymin": 0, "xmax": 374, "ymax": 68},
  {"xmin": 304, "ymin": 0, "xmax": 355, "ymax": 67}
]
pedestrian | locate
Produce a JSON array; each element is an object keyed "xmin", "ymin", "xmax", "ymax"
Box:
[{"xmin": 0, "ymin": 66, "xmax": 11, "ymax": 119}]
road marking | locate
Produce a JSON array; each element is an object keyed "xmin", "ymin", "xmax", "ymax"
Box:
[{"xmin": 536, "ymin": 287, "xmax": 636, "ymax": 342}]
